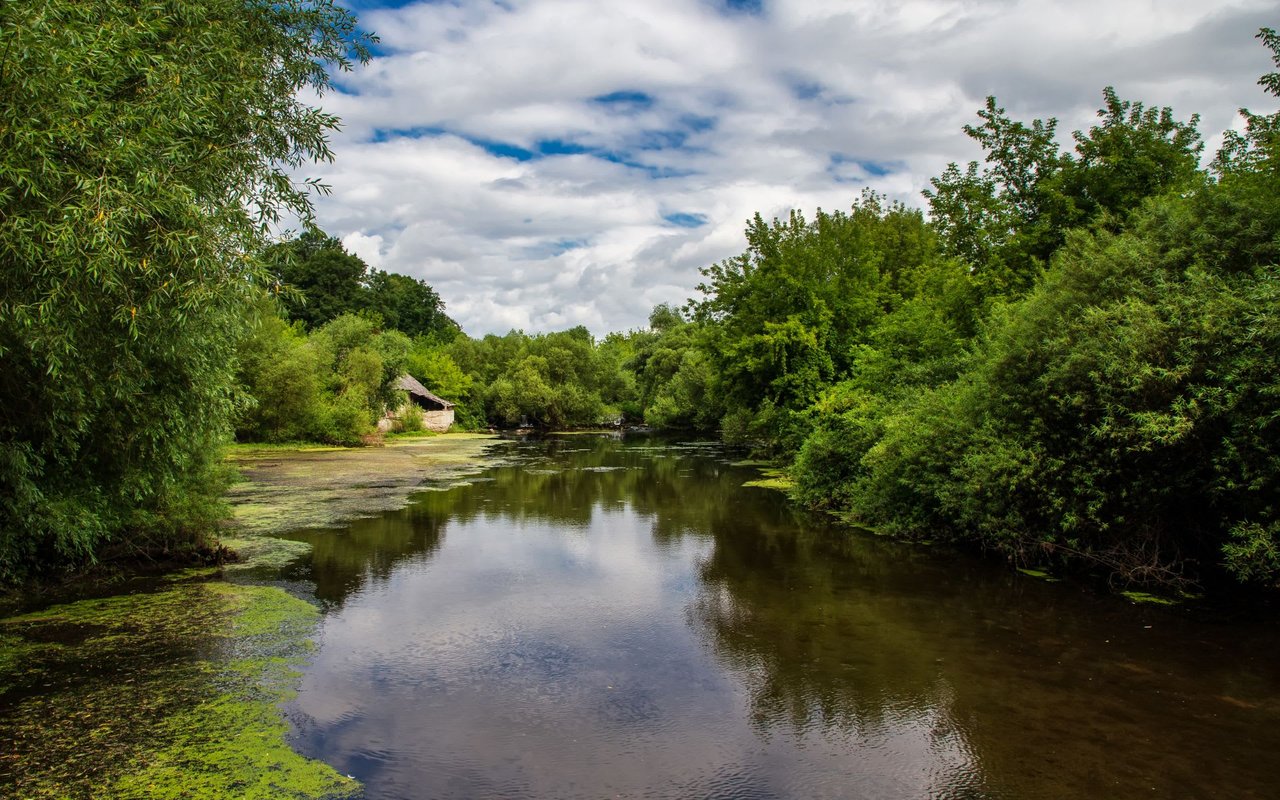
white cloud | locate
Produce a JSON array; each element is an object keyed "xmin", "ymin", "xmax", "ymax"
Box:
[
  {"xmin": 303, "ymin": 0, "xmax": 1279, "ymax": 335},
  {"xmin": 341, "ymin": 231, "xmax": 386, "ymax": 268}
]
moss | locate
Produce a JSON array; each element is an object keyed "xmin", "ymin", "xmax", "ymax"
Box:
[{"xmin": 0, "ymin": 583, "xmax": 357, "ymax": 799}]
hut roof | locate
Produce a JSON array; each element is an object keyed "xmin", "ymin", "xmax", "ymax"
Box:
[{"xmin": 395, "ymin": 374, "xmax": 455, "ymax": 408}]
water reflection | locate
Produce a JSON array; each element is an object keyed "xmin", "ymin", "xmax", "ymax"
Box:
[{"xmin": 285, "ymin": 436, "xmax": 1280, "ymax": 800}]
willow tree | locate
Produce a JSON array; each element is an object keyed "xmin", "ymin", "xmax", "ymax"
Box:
[{"xmin": 0, "ymin": 0, "xmax": 372, "ymax": 579}]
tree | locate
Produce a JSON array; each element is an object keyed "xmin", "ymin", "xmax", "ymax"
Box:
[
  {"xmin": 365, "ymin": 269, "xmax": 459, "ymax": 341},
  {"xmin": 923, "ymin": 98, "xmax": 1061, "ymax": 294},
  {"xmin": 0, "ymin": 0, "xmax": 373, "ymax": 579},
  {"xmin": 1213, "ymin": 28, "xmax": 1280, "ymax": 176},
  {"xmin": 925, "ymin": 92, "xmax": 1202, "ymax": 299},
  {"xmin": 267, "ymin": 229, "xmax": 460, "ymax": 339},
  {"xmin": 793, "ymin": 29, "xmax": 1280, "ymax": 592},
  {"xmin": 267, "ymin": 230, "xmax": 370, "ymax": 329},
  {"xmin": 1060, "ymin": 87, "xmax": 1202, "ymax": 219},
  {"xmin": 691, "ymin": 192, "xmax": 940, "ymax": 433}
]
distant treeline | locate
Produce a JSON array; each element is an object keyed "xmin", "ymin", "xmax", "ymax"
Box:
[
  {"xmin": 247, "ymin": 28, "xmax": 1280, "ymax": 597},
  {"xmin": 157, "ymin": 25, "xmax": 1280, "ymax": 595},
  {"xmin": 3, "ymin": 0, "xmax": 1278, "ymax": 598}
]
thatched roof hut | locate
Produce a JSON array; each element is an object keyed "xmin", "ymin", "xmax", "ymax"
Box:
[
  {"xmin": 395, "ymin": 374, "xmax": 455, "ymax": 411},
  {"xmin": 380, "ymin": 374, "xmax": 456, "ymax": 432}
]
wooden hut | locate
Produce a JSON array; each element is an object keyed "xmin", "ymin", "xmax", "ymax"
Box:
[{"xmin": 381, "ymin": 374, "xmax": 455, "ymax": 432}]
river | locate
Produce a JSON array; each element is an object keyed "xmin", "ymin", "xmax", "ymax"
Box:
[{"xmin": 271, "ymin": 434, "xmax": 1280, "ymax": 799}]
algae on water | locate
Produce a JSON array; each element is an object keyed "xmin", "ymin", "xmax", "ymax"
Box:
[
  {"xmin": 0, "ymin": 581, "xmax": 357, "ymax": 799},
  {"xmin": 1120, "ymin": 590, "xmax": 1180, "ymax": 606},
  {"xmin": 742, "ymin": 466, "xmax": 796, "ymax": 492},
  {"xmin": 1016, "ymin": 568, "xmax": 1062, "ymax": 582},
  {"xmin": 225, "ymin": 433, "xmax": 500, "ymax": 535},
  {"xmin": 0, "ymin": 434, "xmax": 503, "ymax": 798}
]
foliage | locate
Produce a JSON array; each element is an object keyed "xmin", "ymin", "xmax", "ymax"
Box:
[
  {"xmin": 446, "ymin": 326, "xmax": 635, "ymax": 429},
  {"xmin": 784, "ymin": 32, "xmax": 1280, "ymax": 591},
  {"xmin": 266, "ymin": 230, "xmax": 368, "ymax": 329},
  {"xmin": 704, "ymin": 28, "xmax": 1280, "ymax": 594},
  {"xmin": 235, "ymin": 311, "xmax": 409, "ymax": 445},
  {"xmin": 924, "ymin": 89, "xmax": 1202, "ymax": 299},
  {"xmin": 692, "ymin": 192, "xmax": 940, "ymax": 421},
  {"xmin": 0, "ymin": 0, "xmax": 371, "ymax": 580},
  {"xmin": 266, "ymin": 228, "xmax": 460, "ymax": 340}
]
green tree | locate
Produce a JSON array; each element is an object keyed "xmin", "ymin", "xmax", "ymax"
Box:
[
  {"xmin": 789, "ymin": 27, "xmax": 1278, "ymax": 594},
  {"xmin": 0, "ymin": 0, "xmax": 372, "ymax": 578},
  {"xmin": 690, "ymin": 192, "xmax": 942, "ymax": 449},
  {"xmin": 267, "ymin": 229, "xmax": 459, "ymax": 338},
  {"xmin": 233, "ymin": 300, "xmax": 326, "ymax": 443},
  {"xmin": 365, "ymin": 269, "xmax": 458, "ymax": 341},
  {"xmin": 925, "ymin": 91, "xmax": 1202, "ymax": 299},
  {"xmin": 1213, "ymin": 28, "xmax": 1280, "ymax": 176},
  {"xmin": 267, "ymin": 230, "xmax": 370, "ymax": 329}
]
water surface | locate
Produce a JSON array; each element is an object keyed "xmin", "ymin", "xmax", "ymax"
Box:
[{"xmin": 282, "ymin": 435, "xmax": 1280, "ymax": 799}]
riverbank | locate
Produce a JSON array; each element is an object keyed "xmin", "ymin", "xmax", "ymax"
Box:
[{"xmin": 0, "ymin": 433, "xmax": 501, "ymax": 799}]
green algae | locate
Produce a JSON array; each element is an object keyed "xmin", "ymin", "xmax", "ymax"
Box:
[
  {"xmin": 547, "ymin": 430, "xmax": 624, "ymax": 436},
  {"xmin": 384, "ymin": 429, "xmax": 439, "ymax": 440},
  {"xmin": 1120, "ymin": 590, "xmax": 1180, "ymax": 606},
  {"xmin": 743, "ymin": 467, "xmax": 795, "ymax": 492},
  {"xmin": 105, "ymin": 585, "xmax": 358, "ymax": 800},
  {"xmin": 162, "ymin": 565, "xmax": 223, "ymax": 583},
  {"xmin": 1016, "ymin": 568, "xmax": 1062, "ymax": 582},
  {"xmin": 224, "ymin": 442, "xmax": 349, "ymax": 455},
  {"xmin": 225, "ymin": 433, "xmax": 500, "ymax": 536},
  {"xmin": 219, "ymin": 535, "xmax": 313, "ymax": 574},
  {"xmin": 0, "ymin": 582, "xmax": 357, "ymax": 799},
  {"xmin": 743, "ymin": 476, "xmax": 797, "ymax": 491},
  {"xmin": 0, "ymin": 433, "xmax": 507, "ymax": 798}
]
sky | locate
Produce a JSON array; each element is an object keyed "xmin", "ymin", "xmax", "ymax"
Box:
[{"xmin": 305, "ymin": 0, "xmax": 1278, "ymax": 337}]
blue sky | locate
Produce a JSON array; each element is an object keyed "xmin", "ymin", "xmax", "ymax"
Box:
[{"xmin": 306, "ymin": 0, "xmax": 1277, "ymax": 335}]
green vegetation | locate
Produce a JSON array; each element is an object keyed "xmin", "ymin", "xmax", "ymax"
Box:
[
  {"xmin": 237, "ymin": 230, "xmax": 644, "ymax": 437},
  {"xmin": 0, "ymin": 0, "xmax": 372, "ymax": 581},
  {"xmin": 667, "ymin": 29, "xmax": 1280, "ymax": 596},
  {"xmin": 12, "ymin": 13, "xmax": 1271, "ymax": 599},
  {"xmin": 1120, "ymin": 590, "xmax": 1180, "ymax": 607},
  {"xmin": 267, "ymin": 228, "xmax": 459, "ymax": 340},
  {"xmin": 0, "ymin": 0, "xmax": 1274, "ymax": 630},
  {"xmin": 226, "ymin": 433, "xmax": 498, "ymax": 536},
  {"xmin": 234, "ymin": 303, "xmax": 414, "ymax": 444},
  {"xmin": 0, "ymin": 580, "xmax": 357, "ymax": 799},
  {"xmin": 0, "ymin": 431, "xmax": 500, "ymax": 798},
  {"xmin": 446, "ymin": 325, "xmax": 637, "ymax": 428}
]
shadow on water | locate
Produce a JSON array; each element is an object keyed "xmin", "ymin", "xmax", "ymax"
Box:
[{"xmin": 281, "ymin": 435, "xmax": 1280, "ymax": 800}]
